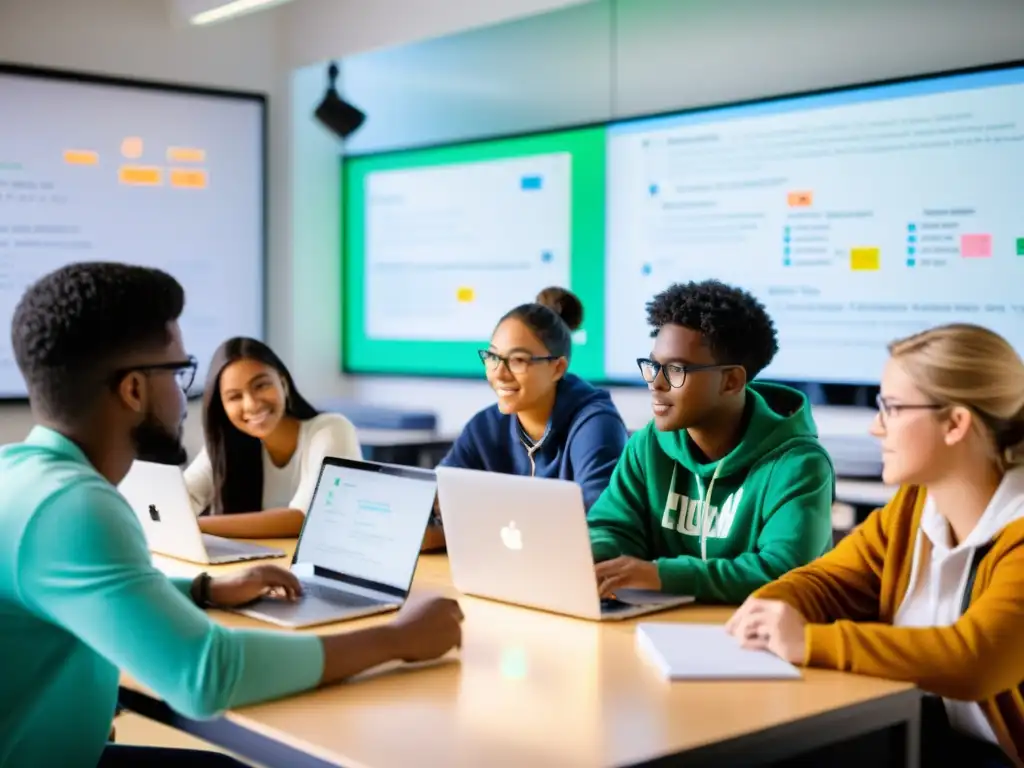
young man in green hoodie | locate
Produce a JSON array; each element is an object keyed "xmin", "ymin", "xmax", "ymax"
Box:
[{"xmin": 589, "ymin": 279, "xmax": 835, "ymax": 604}]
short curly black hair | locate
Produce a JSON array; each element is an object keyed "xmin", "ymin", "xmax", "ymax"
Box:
[
  {"xmin": 646, "ymin": 279, "xmax": 779, "ymax": 380},
  {"xmin": 12, "ymin": 261, "xmax": 185, "ymax": 422}
]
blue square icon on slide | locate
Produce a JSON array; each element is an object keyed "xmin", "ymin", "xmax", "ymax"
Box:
[
  {"xmin": 907, "ymin": 246, "xmax": 916, "ymax": 255},
  {"xmin": 783, "ymin": 258, "xmax": 792, "ymax": 266},
  {"xmin": 649, "ymin": 184, "xmax": 658, "ymax": 196},
  {"xmin": 541, "ymin": 251, "xmax": 553, "ymax": 263},
  {"xmin": 907, "ymin": 258, "xmax": 916, "ymax": 267},
  {"xmin": 907, "ymin": 223, "xmax": 916, "ymax": 232},
  {"xmin": 907, "ymin": 234, "xmax": 916, "ymax": 243},
  {"xmin": 784, "ymin": 246, "xmax": 791, "ymax": 256},
  {"xmin": 520, "ymin": 175, "xmax": 542, "ymax": 191},
  {"xmin": 641, "ymin": 263, "xmax": 652, "ymax": 276}
]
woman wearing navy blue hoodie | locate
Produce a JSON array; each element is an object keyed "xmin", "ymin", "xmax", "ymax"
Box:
[{"xmin": 422, "ymin": 287, "xmax": 629, "ymax": 551}]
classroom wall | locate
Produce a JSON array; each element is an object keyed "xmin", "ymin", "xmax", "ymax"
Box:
[
  {"xmin": 279, "ymin": 0, "xmax": 596, "ymax": 70},
  {"xmin": 3, "ymin": 0, "xmax": 1024, "ymax": 448},
  {"xmin": 295, "ymin": 0, "xmax": 1024, "ymax": 435},
  {"xmin": 0, "ymin": 0, "xmax": 285, "ymax": 451},
  {"xmin": 0, "ymin": 0, "xmax": 605, "ymax": 447}
]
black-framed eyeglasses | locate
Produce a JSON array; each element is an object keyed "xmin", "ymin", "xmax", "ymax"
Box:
[
  {"xmin": 875, "ymin": 393, "xmax": 944, "ymax": 424},
  {"xmin": 636, "ymin": 358, "xmax": 734, "ymax": 389},
  {"xmin": 478, "ymin": 349, "xmax": 559, "ymax": 375},
  {"xmin": 111, "ymin": 356, "xmax": 199, "ymax": 394}
]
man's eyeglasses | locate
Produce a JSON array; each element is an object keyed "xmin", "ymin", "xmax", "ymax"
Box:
[
  {"xmin": 636, "ymin": 358, "xmax": 734, "ymax": 389},
  {"xmin": 479, "ymin": 349, "xmax": 558, "ymax": 375},
  {"xmin": 111, "ymin": 356, "xmax": 199, "ymax": 394},
  {"xmin": 875, "ymin": 393, "xmax": 943, "ymax": 425}
]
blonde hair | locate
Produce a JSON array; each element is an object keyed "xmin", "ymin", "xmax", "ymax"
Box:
[{"xmin": 888, "ymin": 323, "xmax": 1024, "ymax": 469}]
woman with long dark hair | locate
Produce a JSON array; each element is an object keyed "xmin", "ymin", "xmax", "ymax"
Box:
[{"xmin": 184, "ymin": 337, "xmax": 361, "ymax": 538}]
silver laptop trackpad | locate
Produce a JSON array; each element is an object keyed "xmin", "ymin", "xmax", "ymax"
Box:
[
  {"xmin": 203, "ymin": 534, "xmax": 280, "ymax": 559},
  {"xmin": 250, "ymin": 586, "xmax": 398, "ymax": 624},
  {"xmin": 249, "ymin": 594, "xmax": 364, "ymax": 623},
  {"xmin": 611, "ymin": 588, "xmax": 688, "ymax": 606}
]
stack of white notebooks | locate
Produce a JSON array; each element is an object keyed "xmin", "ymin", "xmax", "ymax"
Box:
[{"xmin": 636, "ymin": 623, "xmax": 802, "ymax": 680}]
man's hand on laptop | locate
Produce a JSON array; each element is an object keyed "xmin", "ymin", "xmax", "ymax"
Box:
[
  {"xmin": 595, "ymin": 556, "xmax": 662, "ymax": 597},
  {"xmin": 387, "ymin": 595, "xmax": 465, "ymax": 662},
  {"xmin": 206, "ymin": 564, "xmax": 303, "ymax": 607}
]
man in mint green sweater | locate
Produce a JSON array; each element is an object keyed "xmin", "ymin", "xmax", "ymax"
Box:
[
  {"xmin": 590, "ymin": 280, "xmax": 835, "ymax": 604},
  {"xmin": 0, "ymin": 263, "xmax": 463, "ymax": 768}
]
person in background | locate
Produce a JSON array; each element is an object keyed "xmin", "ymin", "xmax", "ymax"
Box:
[
  {"xmin": 728, "ymin": 323, "xmax": 1024, "ymax": 768},
  {"xmin": 588, "ymin": 279, "xmax": 835, "ymax": 602},
  {"xmin": 0, "ymin": 262, "xmax": 463, "ymax": 768},
  {"xmin": 184, "ymin": 337, "xmax": 361, "ymax": 539},
  {"xmin": 423, "ymin": 287, "xmax": 628, "ymax": 551}
]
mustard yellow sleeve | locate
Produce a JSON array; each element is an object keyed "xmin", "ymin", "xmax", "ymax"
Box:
[
  {"xmin": 751, "ymin": 490, "xmax": 903, "ymax": 623},
  {"xmin": 803, "ymin": 544, "xmax": 1024, "ymax": 701}
]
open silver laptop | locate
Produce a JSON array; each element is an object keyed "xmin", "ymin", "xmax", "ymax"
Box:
[
  {"xmin": 119, "ymin": 461, "xmax": 285, "ymax": 565},
  {"xmin": 230, "ymin": 457, "xmax": 437, "ymax": 629},
  {"xmin": 436, "ymin": 466, "xmax": 694, "ymax": 621}
]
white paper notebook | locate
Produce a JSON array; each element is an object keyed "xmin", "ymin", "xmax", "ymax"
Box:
[{"xmin": 636, "ymin": 623, "xmax": 802, "ymax": 680}]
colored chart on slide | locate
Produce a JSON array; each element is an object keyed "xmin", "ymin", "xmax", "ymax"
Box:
[
  {"xmin": 605, "ymin": 66, "xmax": 1024, "ymax": 384},
  {"xmin": 343, "ymin": 127, "xmax": 606, "ymax": 378},
  {"xmin": 0, "ymin": 71, "xmax": 264, "ymax": 397}
]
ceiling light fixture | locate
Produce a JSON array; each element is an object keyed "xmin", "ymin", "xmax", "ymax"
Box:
[{"xmin": 188, "ymin": 0, "xmax": 294, "ymax": 26}]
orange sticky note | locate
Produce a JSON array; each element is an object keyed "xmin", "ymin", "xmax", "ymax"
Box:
[
  {"xmin": 787, "ymin": 191, "xmax": 813, "ymax": 207},
  {"xmin": 121, "ymin": 137, "xmax": 143, "ymax": 159},
  {"xmin": 167, "ymin": 147, "xmax": 206, "ymax": 163},
  {"xmin": 118, "ymin": 166, "xmax": 162, "ymax": 186},
  {"xmin": 64, "ymin": 150, "xmax": 99, "ymax": 165},
  {"xmin": 170, "ymin": 168, "xmax": 207, "ymax": 189}
]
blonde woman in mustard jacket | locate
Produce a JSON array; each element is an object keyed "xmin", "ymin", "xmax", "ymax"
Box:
[{"xmin": 727, "ymin": 323, "xmax": 1024, "ymax": 768}]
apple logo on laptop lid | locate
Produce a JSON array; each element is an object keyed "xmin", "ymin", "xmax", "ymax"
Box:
[
  {"xmin": 500, "ymin": 521, "xmax": 522, "ymax": 551},
  {"xmin": 148, "ymin": 504, "xmax": 161, "ymax": 523}
]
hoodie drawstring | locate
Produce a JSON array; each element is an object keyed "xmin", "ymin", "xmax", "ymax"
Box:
[
  {"xmin": 518, "ymin": 426, "xmax": 547, "ymax": 477},
  {"xmin": 693, "ymin": 462, "xmax": 724, "ymax": 562}
]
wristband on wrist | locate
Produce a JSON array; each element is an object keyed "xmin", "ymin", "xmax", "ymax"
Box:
[{"xmin": 190, "ymin": 572, "xmax": 213, "ymax": 608}]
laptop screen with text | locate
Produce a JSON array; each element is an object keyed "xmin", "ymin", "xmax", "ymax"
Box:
[{"xmin": 295, "ymin": 462, "xmax": 435, "ymax": 591}]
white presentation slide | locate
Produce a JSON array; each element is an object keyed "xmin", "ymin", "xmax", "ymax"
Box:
[
  {"xmin": 605, "ymin": 67, "xmax": 1024, "ymax": 383},
  {"xmin": 364, "ymin": 152, "xmax": 571, "ymax": 341},
  {"xmin": 296, "ymin": 464, "xmax": 435, "ymax": 591},
  {"xmin": 0, "ymin": 71, "xmax": 264, "ymax": 396}
]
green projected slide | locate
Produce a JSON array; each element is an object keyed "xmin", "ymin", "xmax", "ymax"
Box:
[{"xmin": 342, "ymin": 126, "xmax": 606, "ymax": 379}]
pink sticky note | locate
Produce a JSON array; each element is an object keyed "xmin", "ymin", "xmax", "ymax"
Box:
[{"xmin": 961, "ymin": 233, "xmax": 992, "ymax": 258}]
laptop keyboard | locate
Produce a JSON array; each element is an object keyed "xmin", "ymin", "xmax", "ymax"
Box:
[
  {"xmin": 600, "ymin": 598, "xmax": 632, "ymax": 614},
  {"xmin": 203, "ymin": 535, "xmax": 272, "ymax": 559},
  {"xmin": 300, "ymin": 582, "xmax": 385, "ymax": 608}
]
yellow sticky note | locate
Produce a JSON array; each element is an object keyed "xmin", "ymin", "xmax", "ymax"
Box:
[
  {"xmin": 456, "ymin": 286, "xmax": 475, "ymax": 303},
  {"xmin": 850, "ymin": 247, "xmax": 880, "ymax": 271}
]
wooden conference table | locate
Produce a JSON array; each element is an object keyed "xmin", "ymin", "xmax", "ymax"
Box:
[{"xmin": 120, "ymin": 542, "xmax": 921, "ymax": 768}]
